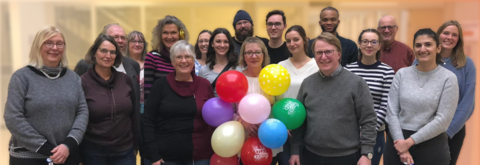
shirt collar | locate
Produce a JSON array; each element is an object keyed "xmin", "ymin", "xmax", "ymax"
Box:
[
  {"xmin": 383, "ymin": 40, "xmax": 397, "ymax": 52},
  {"xmin": 319, "ymin": 65, "xmax": 342, "ymax": 78}
]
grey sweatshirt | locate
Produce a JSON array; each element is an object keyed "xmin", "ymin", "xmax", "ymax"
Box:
[
  {"xmin": 4, "ymin": 66, "xmax": 89, "ymax": 159},
  {"xmin": 291, "ymin": 66, "xmax": 377, "ymax": 157},
  {"xmin": 386, "ymin": 66, "xmax": 459, "ymax": 144}
]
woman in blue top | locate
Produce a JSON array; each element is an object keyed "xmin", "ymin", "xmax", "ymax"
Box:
[{"xmin": 412, "ymin": 20, "xmax": 476, "ymax": 165}]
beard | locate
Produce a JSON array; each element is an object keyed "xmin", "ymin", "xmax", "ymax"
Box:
[
  {"xmin": 320, "ymin": 24, "xmax": 339, "ymax": 34},
  {"xmin": 235, "ymin": 27, "xmax": 254, "ymax": 42}
]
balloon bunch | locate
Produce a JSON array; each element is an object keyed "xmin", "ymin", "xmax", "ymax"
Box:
[{"xmin": 204, "ymin": 65, "xmax": 307, "ymax": 165}]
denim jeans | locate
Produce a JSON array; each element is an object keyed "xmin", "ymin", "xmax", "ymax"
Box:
[
  {"xmin": 372, "ymin": 131, "xmax": 385, "ymax": 165},
  {"xmin": 162, "ymin": 159, "xmax": 210, "ymax": 165},
  {"xmin": 276, "ymin": 138, "xmax": 291, "ymax": 165},
  {"xmin": 80, "ymin": 141, "xmax": 136, "ymax": 165}
]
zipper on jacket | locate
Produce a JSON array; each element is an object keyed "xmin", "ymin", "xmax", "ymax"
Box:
[{"xmin": 110, "ymin": 88, "xmax": 117, "ymax": 124}]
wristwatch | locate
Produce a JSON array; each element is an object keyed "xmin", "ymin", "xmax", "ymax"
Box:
[{"xmin": 362, "ymin": 153, "xmax": 373, "ymax": 160}]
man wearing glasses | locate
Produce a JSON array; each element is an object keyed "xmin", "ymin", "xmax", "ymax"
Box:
[
  {"xmin": 265, "ymin": 10, "xmax": 290, "ymax": 64},
  {"xmin": 232, "ymin": 10, "xmax": 269, "ymax": 55},
  {"xmin": 377, "ymin": 15, "xmax": 414, "ymax": 73},
  {"xmin": 308, "ymin": 6, "xmax": 358, "ymax": 67}
]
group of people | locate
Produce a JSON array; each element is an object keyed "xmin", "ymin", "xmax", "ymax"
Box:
[{"xmin": 4, "ymin": 5, "xmax": 475, "ymax": 165}]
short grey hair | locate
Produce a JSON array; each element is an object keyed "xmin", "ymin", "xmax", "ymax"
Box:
[
  {"xmin": 169, "ymin": 40, "xmax": 195, "ymax": 60},
  {"xmin": 101, "ymin": 23, "xmax": 121, "ymax": 35},
  {"xmin": 152, "ymin": 15, "xmax": 190, "ymax": 52}
]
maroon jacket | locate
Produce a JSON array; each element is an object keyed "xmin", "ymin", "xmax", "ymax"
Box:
[{"xmin": 81, "ymin": 66, "xmax": 141, "ymax": 152}]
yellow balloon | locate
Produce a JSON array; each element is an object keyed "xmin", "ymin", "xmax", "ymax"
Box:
[
  {"xmin": 211, "ymin": 121, "xmax": 245, "ymax": 157},
  {"xmin": 259, "ymin": 64, "xmax": 291, "ymax": 96}
]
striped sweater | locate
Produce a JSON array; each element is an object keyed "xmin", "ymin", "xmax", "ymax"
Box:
[
  {"xmin": 144, "ymin": 50, "xmax": 175, "ymax": 100},
  {"xmin": 345, "ymin": 61, "xmax": 394, "ymax": 131}
]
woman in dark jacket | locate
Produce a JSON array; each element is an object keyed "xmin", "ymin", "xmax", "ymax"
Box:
[
  {"xmin": 143, "ymin": 40, "xmax": 215, "ymax": 165},
  {"xmin": 80, "ymin": 34, "xmax": 141, "ymax": 165}
]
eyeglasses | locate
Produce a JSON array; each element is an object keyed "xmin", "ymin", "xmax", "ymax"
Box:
[
  {"xmin": 112, "ymin": 35, "xmax": 126, "ymax": 41},
  {"xmin": 198, "ymin": 39, "xmax": 209, "ymax": 44},
  {"xmin": 129, "ymin": 40, "xmax": 144, "ymax": 45},
  {"xmin": 175, "ymin": 55, "xmax": 194, "ymax": 61},
  {"xmin": 44, "ymin": 42, "xmax": 65, "ymax": 49},
  {"xmin": 236, "ymin": 21, "xmax": 251, "ymax": 26},
  {"xmin": 267, "ymin": 22, "xmax": 283, "ymax": 28},
  {"xmin": 378, "ymin": 25, "xmax": 397, "ymax": 31},
  {"xmin": 360, "ymin": 40, "xmax": 379, "ymax": 46},
  {"xmin": 315, "ymin": 50, "xmax": 337, "ymax": 57},
  {"xmin": 244, "ymin": 51, "xmax": 263, "ymax": 57},
  {"xmin": 99, "ymin": 48, "xmax": 116, "ymax": 55}
]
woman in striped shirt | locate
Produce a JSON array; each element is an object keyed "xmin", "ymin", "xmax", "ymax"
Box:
[
  {"xmin": 345, "ymin": 29, "xmax": 394, "ymax": 165},
  {"xmin": 144, "ymin": 15, "xmax": 190, "ymax": 100}
]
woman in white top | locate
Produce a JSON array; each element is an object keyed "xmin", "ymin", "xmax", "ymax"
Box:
[
  {"xmin": 276, "ymin": 25, "xmax": 318, "ymax": 165},
  {"xmin": 237, "ymin": 37, "xmax": 278, "ymax": 165},
  {"xmin": 278, "ymin": 25, "xmax": 319, "ymax": 99}
]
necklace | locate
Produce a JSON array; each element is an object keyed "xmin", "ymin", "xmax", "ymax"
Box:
[
  {"xmin": 442, "ymin": 57, "xmax": 451, "ymax": 65},
  {"xmin": 416, "ymin": 67, "xmax": 432, "ymax": 90},
  {"xmin": 39, "ymin": 69, "xmax": 62, "ymax": 79}
]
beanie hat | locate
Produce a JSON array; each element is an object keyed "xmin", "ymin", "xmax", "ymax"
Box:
[{"xmin": 233, "ymin": 10, "xmax": 253, "ymax": 28}]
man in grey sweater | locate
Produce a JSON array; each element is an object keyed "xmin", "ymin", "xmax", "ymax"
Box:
[{"xmin": 289, "ymin": 33, "xmax": 376, "ymax": 165}]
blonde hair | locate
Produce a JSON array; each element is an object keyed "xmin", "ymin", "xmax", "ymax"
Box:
[
  {"xmin": 29, "ymin": 26, "xmax": 68, "ymax": 68},
  {"xmin": 152, "ymin": 15, "xmax": 190, "ymax": 52},
  {"xmin": 312, "ymin": 32, "xmax": 342, "ymax": 62},
  {"xmin": 437, "ymin": 20, "xmax": 466, "ymax": 68},
  {"xmin": 238, "ymin": 37, "xmax": 271, "ymax": 68}
]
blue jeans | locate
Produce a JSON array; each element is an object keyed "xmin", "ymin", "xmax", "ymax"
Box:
[
  {"xmin": 80, "ymin": 141, "xmax": 136, "ymax": 165},
  {"xmin": 162, "ymin": 159, "xmax": 210, "ymax": 165},
  {"xmin": 372, "ymin": 131, "xmax": 385, "ymax": 165},
  {"xmin": 276, "ymin": 138, "xmax": 290, "ymax": 165}
]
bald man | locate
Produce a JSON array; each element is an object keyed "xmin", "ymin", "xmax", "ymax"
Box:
[{"xmin": 377, "ymin": 15, "xmax": 414, "ymax": 73}]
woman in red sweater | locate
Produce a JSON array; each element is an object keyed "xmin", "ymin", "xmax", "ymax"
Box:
[{"xmin": 143, "ymin": 40, "xmax": 215, "ymax": 165}]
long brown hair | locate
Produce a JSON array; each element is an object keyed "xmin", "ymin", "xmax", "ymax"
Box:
[{"xmin": 437, "ymin": 20, "xmax": 466, "ymax": 68}]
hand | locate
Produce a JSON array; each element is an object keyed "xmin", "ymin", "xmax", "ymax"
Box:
[
  {"xmin": 152, "ymin": 159, "xmax": 164, "ymax": 165},
  {"xmin": 50, "ymin": 144, "xmax": 69, "ymax": 164},
  {"xmin": 289, "ymin": 155, "xmax": 300, "ymax": 165},
  {"xmin": 357, "ymin": 156, "xmax": 371, "ymax": 165},
  {"xmin": 134, "ymin": 149, "xmax": 138, "ymax": 156},
  {"xmin": 394, "ymin": 138, "xmax": 415, "ymax": 154},
  {"xmin": 288, "ymin": 130, "xmax": 292, "ymax": 138},
  {"xmin": 240, "ymin": 118, "xmax": 259, "ymax": 137},
  {"xmin": 399, "ymin": 151, "xmax": 414, "ymax": 165}
]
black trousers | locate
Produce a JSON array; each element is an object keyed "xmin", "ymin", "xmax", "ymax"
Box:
[
  {"xmin": 301, "ymin": 147, "xmax": 361, "ymax": 165},
  {"xmin": 449, "ymin": 126, "xmax": 466, "ymax": 165},
  {"xmin": 384, "ymin": 129, "xmax": 450, "ymax": 165}
]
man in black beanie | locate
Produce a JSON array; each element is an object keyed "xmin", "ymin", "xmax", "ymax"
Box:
[{"xmin": 232, "ymin": 10, "xmax": 269, "ymax": 55}]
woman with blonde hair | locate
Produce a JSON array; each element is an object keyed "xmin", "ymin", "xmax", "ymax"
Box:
[
  {"xmin": 144, "ymin": 15, "xmax": 190, "ymax": 100},
  {"xmin": 237, "ymin": 37, "xmax": 282, "ymax": 165},
  {"xmin": 4, "ymin": 26, "xmax": 88, "ymax": 165}
]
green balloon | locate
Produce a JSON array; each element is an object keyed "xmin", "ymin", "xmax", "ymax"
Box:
[{"xmin": 272, "ymin": 98, "xmax": 306, "ymax": 130}]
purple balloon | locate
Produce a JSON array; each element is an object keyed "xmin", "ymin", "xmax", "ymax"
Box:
[{"xmin": 202, "ymin": 97, "xmax": 234, "ymax": 127}]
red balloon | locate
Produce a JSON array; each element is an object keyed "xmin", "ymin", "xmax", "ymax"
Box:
[
  {"xmin": 216, "ymin": 70, "xmax": 248, "ymax": 103},
  {"xmin": 210, "ymin": 153, "xmax": 239, "ymax": 165},
  {"xmin": 241, "ymin": 137, "xmax": 273, "ymax": 165}
]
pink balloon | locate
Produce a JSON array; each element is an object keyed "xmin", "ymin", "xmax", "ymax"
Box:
[{"xmin": 238, "ymin": 93, "xmax": 271, "ymax": 124}]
